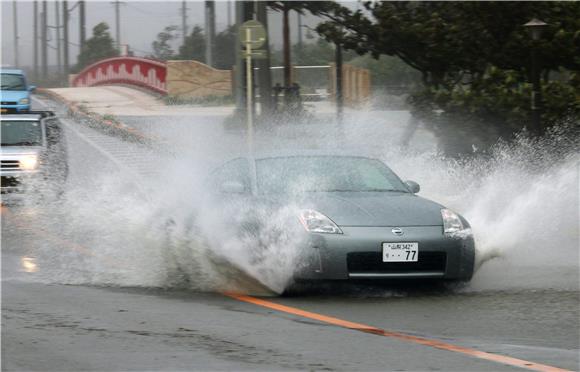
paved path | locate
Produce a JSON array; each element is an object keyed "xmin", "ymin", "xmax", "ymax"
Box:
[
  {"xmin": 46, "ymin": 85, "xmax": 438, "ymax": 154},
  {"xmin": 47, "ymin": 85, "xmax": 362, "ymax": 118},
  {"xmin": 48, "ymin": 86, "xmax": 236, "ymax": 117}
]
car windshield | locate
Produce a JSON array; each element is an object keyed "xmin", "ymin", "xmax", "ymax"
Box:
[
  {"xmin": 256, "ymin": 156, "xmax": 409, "ymax": 194},
  {"xmin": 1, "ymin": 121, "xmax": 43, "ymax": 146},
  {"xmin": 0, "ymin": 73, "xmax": 27, "ymax": 91}
]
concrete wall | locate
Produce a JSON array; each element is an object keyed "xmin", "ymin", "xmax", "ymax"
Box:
[
  {"xmin": 328, "ymin": 64, "xmax": 372, "ymax": 107},
  {"xmin": 166, "ymin": 60, "xmax": 232, "ymax": 98}
]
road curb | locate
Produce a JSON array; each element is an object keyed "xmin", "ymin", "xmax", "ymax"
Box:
[{"xmin": 36, "ymin": 88, "xmax": 157, "ymax": 146}]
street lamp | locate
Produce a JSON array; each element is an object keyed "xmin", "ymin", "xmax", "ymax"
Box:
[
  {"xmin": 524, "ymin": 18, "xmax": 548, "ymax": 41},
  {"xmin": 523, "ymin": 18, "xmax": 548, "ymax": 135}
]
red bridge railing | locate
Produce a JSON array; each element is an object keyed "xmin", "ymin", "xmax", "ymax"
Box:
[{"xmin": 72, "ymin": 57, "xmax": 168, "ymax": 95}]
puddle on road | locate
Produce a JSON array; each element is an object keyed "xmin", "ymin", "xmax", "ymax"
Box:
[{"xmin": 3, "ymin": 113, "xmax": 578, "ymax": 296}]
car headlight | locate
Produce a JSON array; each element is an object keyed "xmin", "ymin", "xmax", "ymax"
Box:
[
  {"xmin": 19, "ymin": 98, "xmax": 30, "ymax": 105},
  {"xmin": 299, "ymin": 209, "xmax": 343, "ymax": 234},
  {"xmin": 20, "ymin": 155, "xmax": 38, "ymax": 170},
  {"xmin": 441, "ymin": 208, "xmax": 467, "ymax": 237}
]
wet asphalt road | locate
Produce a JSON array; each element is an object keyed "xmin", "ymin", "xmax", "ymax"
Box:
[
  {"xmin": 2, "ymin": 97, "xmax": 579, "ymax": 371},
  {"xmin": 2, "ymin": 257, "xmax": 579, "ymax": 371}
]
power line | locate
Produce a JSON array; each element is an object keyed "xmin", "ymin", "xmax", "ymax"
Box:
[
  {"xmin": 67, "ymin": 1, "xmax": 80, "ymax": 12},
  {"xmin": 128, "ymin": 46, "xmax": 152, "ymax": 55}
]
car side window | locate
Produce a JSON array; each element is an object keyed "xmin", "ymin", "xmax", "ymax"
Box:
[{"xmin": 210, "ymin": 158, "xmax": 251, "ymax": 193}]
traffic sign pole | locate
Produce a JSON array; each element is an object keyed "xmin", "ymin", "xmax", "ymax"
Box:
[
  {"xmin": 246, "ymin": 27, "xmax": 254, "ymax": 159},
  {"xmin": 239, "ymin": 20, "xmax": 266, "ymax": 194}
]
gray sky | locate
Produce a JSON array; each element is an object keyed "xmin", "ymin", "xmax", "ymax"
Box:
[{"xmin": 1, "ymin": 0, "xmax": 336, "ymax": 69}]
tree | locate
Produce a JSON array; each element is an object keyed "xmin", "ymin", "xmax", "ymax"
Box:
[
  {"xmin": 178, "ymin": 25, "xmax": 205, "ymax": 62},
  {"xmin": 267, "ymin": 1, "xmax": 339, "ymax": 87},
  {"xmin": 293, "ymin": 38, "xmax": 336, "ymax": 66},
  {"xmin": 268, "ymin": 37, "xmax": 338, "ymax": 66},
  {"xmin": 76, "ymin": 22, "xmax": 118, "ymax": 71},
  {"xmin": 316, "ymin": 2, "xmax": 580, "ymax": 153},
  {"xmin": 151, "ymin": 26, "xmax": 178, "ymax": 60},
  {"xmin": 349, "ymin": 54, "xmax": 421, "ymax": 94},
  {"xmin": 213, "ymin": 25, "xmax": 236, "ymax": 70}
]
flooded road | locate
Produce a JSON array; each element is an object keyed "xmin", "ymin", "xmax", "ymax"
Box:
[{"xmin": 2, "ymin": 95, "xmax": 578, "ymax": 371}]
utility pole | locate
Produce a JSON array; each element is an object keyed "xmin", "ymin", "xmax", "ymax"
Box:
[
  {"xmin": 41, "ymin": 1, "xmax": 48, "ymax": 79},
  {"xmin": 297, "ymin": 13, "xmax": 303, "ymax": 49},
  {"xmin": 55, "ymin": 1, "xmax": 62, "ymax": 76},
  {"xmin": 205, "ymin": 0, "xmax": 216, "ymax": 67},
  {"xmin": 33, "ymin": 1, "xmax": 39, "ymax": 78},
  {"xmin": 112, "ymin": 1, "xmax": 123, "ymax": 53},
  {"xmin": 227, "ymin": 0, "xmax": 232, "ymax": 27},
  {"xmin": 79, "ymin": 0, "xmax": 86, "ymax": 53},
  {"xmin": 234, "ymin": 1, "xmax": 253, "ymax": 114},
  {"xmin": 256, "ymin": 1, "xmax": 272, "ymax": 116},
  {"xmin": 282, "ymin": 3, "xmax": 291, "ymax": 88},
  {"xmin": 13, "ymin": 1, "xmax": 19, "ymax": 67},
  {"xmin": 335, "ymin": 41, "xmax": 344, "ymax": 127},
  {"xmin": 234, "ymin": 1, "xmax": 245, "ymax": 111},
  {"xmin": 63, "ymin": 0, "xmax": 69, "ymax": 76},
  {"xmin": 181, "ymin": 0, "xmax": 188, "ymax": 46}
]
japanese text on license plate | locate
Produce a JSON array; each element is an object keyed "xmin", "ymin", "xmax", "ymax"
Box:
[{"xmin": 382, "ymin": 242, "xmax": 419, "ymax": 262}]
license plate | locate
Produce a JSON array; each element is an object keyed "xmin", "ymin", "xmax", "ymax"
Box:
[{"xmin": 382, "ymin": 242, "xmax": 419, "ymax": 262}]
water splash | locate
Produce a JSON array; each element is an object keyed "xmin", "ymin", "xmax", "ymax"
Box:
[{"xmin": 7, "ymin": 115, "xmax": 578, "ymax": 294}]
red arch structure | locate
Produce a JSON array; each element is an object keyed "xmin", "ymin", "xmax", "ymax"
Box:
[{"xmin": 72, "ymin": 57, "xmax": 168, "ymax": 95}]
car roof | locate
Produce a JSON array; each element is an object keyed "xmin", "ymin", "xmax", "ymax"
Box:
[
  {"xmin": 1, "ymin": 69, "xmax": 25, "ymax": 75},
  {"xmin": 0, "ymin": 114, "xmax": 42, "ymax": 121},
  {"xmin": 250, "ymin": 150, "xmax": 380, "ymax": 161}
]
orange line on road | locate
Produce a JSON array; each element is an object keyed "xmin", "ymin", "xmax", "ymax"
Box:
[{"xmin": 225, "ymin": 293, "xmax": 571, "ymax": 372}]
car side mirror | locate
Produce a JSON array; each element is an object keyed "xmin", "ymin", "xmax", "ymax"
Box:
[
  {"xmin": 220, "ymin": 181, "xmax": 246, "ymax": 194},
  {"xmin": 29, "ymin": 85, "xmax": 36, "ymax": 92},
  {"xmin": 405, "ymin": 180, "xmax": 420, "ymax": 193}
]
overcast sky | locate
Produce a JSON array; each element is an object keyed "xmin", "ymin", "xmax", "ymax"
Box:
[{"xmin": 1, "ymin": 0, "xmax": 349, "ymax": 69}]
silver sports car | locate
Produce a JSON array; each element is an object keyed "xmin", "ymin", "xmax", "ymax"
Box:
[{"xmin": 207, "ymin": 154, "xmax": 475, "ymax": 283}]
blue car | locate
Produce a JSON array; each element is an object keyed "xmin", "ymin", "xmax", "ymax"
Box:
[{"xmin": 1, "ymin": 69, "xmax": 36, "ymax": 114}]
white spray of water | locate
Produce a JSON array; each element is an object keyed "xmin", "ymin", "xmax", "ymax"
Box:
[
  {"xmin": 377, "ymin": 130, "xmax": 579, "ymax": 291},
  {"xmin": 9, "ymin": 113, "xmax": 579, "ymax": 294}
]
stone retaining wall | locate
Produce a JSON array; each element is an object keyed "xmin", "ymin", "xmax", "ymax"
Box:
[{"xmin": 166, "ymin": 60, "xmax": 232, "ymax": 98}]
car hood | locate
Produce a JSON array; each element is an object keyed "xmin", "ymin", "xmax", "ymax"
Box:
[
  {"xmin": 296, "ymin": 192, "xmax": 444, "ymax": 227},
  {"xmin": 1, "ymin": 146, "xmax": 42, "ymax": 156},
  {"xmin": 0, "ymin": 90, "xmax": 28, "ymax": 102}
]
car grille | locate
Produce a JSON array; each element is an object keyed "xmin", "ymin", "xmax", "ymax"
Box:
[
  {"xmin": 347, "ymin": 252, "xmax": 447, "ymax": 273},
  {"xmin": 1, "ymin": 176, "xmax": 20, "ymax": 188},
  {"xmin": 1, "ymin": 101, "xmax": 18, "ymax": 105},
  {"xmin": 1, "ymin": 160, "xmax": 20, "ymax": 170}
]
